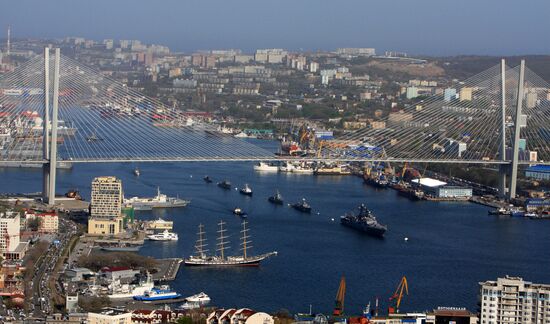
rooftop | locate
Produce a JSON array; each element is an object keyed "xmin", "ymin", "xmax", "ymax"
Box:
[
  {"xmin": 411, "ymin": 177, "xmax": 447, "ymax": 188},
  {"xmin": 526, "ymin": 165, "xmax": 550, "ymax": 173}
]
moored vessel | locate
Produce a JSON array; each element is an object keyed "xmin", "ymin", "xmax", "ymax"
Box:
[
  {"xmin": 133, "ymin": 285, "xmax": 182, "ymax": 301},
  {"xmin": 147, "ymin": 230, "xmax": 178, "ymax": 241},
  {"xmin": 253, "ymin": 162, "xmax": 279, "ymax": 172}
]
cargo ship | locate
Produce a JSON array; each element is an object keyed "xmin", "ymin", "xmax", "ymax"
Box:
[
  {"xmin": 184, "ymin": 221, "xmax": 277, "ymax": 267},
  {"xmin": 340, "ymin": 204, "xmax": 387, "ymax": 237},
  {"xmin": 125, "ymin": 187, "xmax": 190, "ymax": 210},
  {"xmin": 133, "ymin": 285, "xmax": 182, "ymax": 301}
]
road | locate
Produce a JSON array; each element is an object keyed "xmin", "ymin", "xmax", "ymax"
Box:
[{"xmin": 30, "ymin": 218, "xmax": 78, "ymax": 318}]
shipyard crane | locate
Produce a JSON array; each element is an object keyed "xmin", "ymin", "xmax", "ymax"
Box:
[
  {"xmin": 333, "ymin": 276, "xmax": 346, "ymax": 316},
  {"xmin": 388, "ymin": 276, "xmax": 408, "ymax": 314}
]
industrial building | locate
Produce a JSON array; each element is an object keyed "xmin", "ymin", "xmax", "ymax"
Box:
[
  {"xmin": 411, "ymin": 178, "xmax": 472, "ymax": 198},
  {"xmin": 525, "ymin": 165, "xmax": 550, "ymax": 180},
  {"xmin": 479, "ymin": 276, "xmax": 550, "ymax": 324}
]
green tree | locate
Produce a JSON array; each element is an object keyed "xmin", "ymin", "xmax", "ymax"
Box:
[{"xmin": 27, "ymin": 217, "xmax": 42, "ymax": 231}]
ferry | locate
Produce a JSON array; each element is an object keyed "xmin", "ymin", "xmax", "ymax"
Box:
[
  {"xmin": 147, "ymin": 230, "xmax": 178, "ymax": 241},
  {"xmin": 239, "ymin": 184, "xmax": 253, "ymax": 196},
  {"xmin": 133, "ymin": 286, "xmax": 182, "ymax": 301},
  {"xmin": 125, "ymin": 187, "xmax": 189, "ymax": 210},
  {"xmin": 253, "ymin": 162, "xmax": 279, "ymax": 172}
]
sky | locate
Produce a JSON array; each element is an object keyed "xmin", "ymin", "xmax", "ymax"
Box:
[{"xmin": 1, "ymin": 0, "xmax": 549, "ymax": 56}]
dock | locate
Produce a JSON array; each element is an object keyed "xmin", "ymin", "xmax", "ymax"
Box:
[{"xmin": 153, "ymin": 258, "xmax": 183, "ymax": 282}]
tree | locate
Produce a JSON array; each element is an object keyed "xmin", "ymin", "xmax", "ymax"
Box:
[
  {"xmin": 27, "ymin": 217, "xmax": 42, "ymax": 232},
  {"xmin": 78, "ymin": 296, "xmax": 111, "ymax": 312},
  {"xmin": 177, "ymin": 316, "xmax": 194, "ymax": 324}
]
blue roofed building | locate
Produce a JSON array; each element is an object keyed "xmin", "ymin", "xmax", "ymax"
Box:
[{"xmin": 525, "ymin": 165, "xmax": 550, "ymax": 181}]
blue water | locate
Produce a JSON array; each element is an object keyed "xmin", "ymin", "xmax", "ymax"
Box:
[{"xmin": 1, "ymin": 142, "xmax": 549, "ymax": 314}]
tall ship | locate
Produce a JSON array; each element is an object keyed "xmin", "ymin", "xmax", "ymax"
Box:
[
  {"xmin": 184, "ymin": 221, "xmax": 277, "ymax": 267},
  {"xmin": 125, "ymin": 187, "xmax": 190, "ymax": 210},
  {"xmin": 340, "ymin": 204, "xmax": 387, "ymax": 237}
]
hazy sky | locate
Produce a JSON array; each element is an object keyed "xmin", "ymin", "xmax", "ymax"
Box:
[{"xmin": 1, "ymin": 0, "xmax": 549, "ymax": 55}]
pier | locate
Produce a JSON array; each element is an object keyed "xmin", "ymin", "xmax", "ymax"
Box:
[{"xmin": 153, "ymin": 258, "xmax": 183, "ymax": 282}]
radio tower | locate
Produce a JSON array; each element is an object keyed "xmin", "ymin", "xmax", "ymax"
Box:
[{"xmin": 6, "ymin": 25, "xmax": 10, "ymax": 55}]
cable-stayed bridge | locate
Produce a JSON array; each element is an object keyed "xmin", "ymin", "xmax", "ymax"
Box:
[{"xmin": 0, "ymin": 49, "xmax": 549, "ymax": 203}]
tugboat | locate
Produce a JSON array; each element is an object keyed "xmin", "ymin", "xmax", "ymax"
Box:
[
  {"xmin": 217, "ymin": 180, "xmax": 232, "ymax": 190},
  {"xmin": 233, "ymin": 207, "xmax": 248, "ymax": 218},
  {"xmin": 268, "ymin": 190, "xmax": 284, "ymax": 205},
  {"xmin": 203, "ymin": 175, "xmax": 213, "ymax": 183},
  {"xmin": 184, "ymin": 221, "xmax": 277, "ymax": 267},
  {"xmin": 340, "ymin": 204, "xmax": 387, "ymax": 237},
  {"xmin": 239, "ymin": 184, "xmax": 253, "ymax": 196},
  {"xmin": 292, "ymin": 198, "xmax": 312, "ymax": 213}
]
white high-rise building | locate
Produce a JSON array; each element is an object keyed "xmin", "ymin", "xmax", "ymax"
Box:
[
  {"xmin": 480, "ymin": 276, "xmax": 550, "ymax": 324},
  {"xmin": 91, "ymin": 176, "xmax": 123, "ymax": 218}
]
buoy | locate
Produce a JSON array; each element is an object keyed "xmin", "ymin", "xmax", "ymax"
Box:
[
  {"xmin": 317, "ymin": 212, "xmax": 320, "ymax": 215},
  {"xmin": 404, "ymin": 237, "xmax": 409, "ymax": 241},
  {"xmin": 190, "ymin": 175, "xmax": 193, "ymax": 178},
  {"xmin": 331, "ymin": 218, "xmax": 335, "ymax": 221}
]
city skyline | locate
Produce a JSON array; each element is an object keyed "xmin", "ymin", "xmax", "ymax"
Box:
[{"xmin": 1, "ymin": 0, "xmax": 550, "ymax": 55}]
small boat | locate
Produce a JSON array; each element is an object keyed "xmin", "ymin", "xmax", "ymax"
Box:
[
  {"xmin": 253, "ymin": 162, "xmax": 279, "ymax": 172},
  {"xmin": 179, "ymin": 301, "xmax": 202, "ymax": 310},
  {"xmin": 233, "ymin": 207, "xmax": 247, "ymax": 217},
  {"xmin": 147, "ymin": 230, "xmax": 178, "ymax": 241},
  {"xmin": 133, "ymin": 285, "xmax": 182, "ymax": 301},
  {"xmin": 268, "ymin": 190, "xmax": 284, "ymax": 205},
  {"xmin": 292, "ymin": 198, "xmax": 312, "ymax": 213},
  {"xmin": 86, "ymin": 132, "xmax": 103, "ymax": 142},
  {"xmin": 133, "ymin": 167, "xmax": 140, "ymax": 176},
  {"xmin": 239, "ymin": 184, "xmax": 253, "ymax": 196},
  {"xmin": 203, "ymin": 175, "xmax": 213, "ymax": 183},
  {"xmin": 185, "ymin": 292, "xmax": 211, "ymax": 305},
  {"xmin": 217, "ymin": 180, "xmax": 232, "ymax": 190},
  {"xmin": 488, "ymin": 207, "xmax": 510, "ymax": 216}
]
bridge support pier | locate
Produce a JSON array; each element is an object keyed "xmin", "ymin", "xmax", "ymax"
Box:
[
  {"xmin": 46, "ymin": 48, "xmax": 60, "ymax": 206},
  {"xmin": 498, "ymin": 59, "xmax": 508, "ymax": 199},
  {"xmin": 507, "ymin": 60, "xmax": 525, "ymax": 201},
  {"xmin": 42, "ymin": 48, "xmax": 51, "ymax": 202}
]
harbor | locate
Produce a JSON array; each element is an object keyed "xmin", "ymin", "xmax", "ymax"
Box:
[{"xmin": 2, "ymin": 159, "xmax": 548, "ymax": 313}]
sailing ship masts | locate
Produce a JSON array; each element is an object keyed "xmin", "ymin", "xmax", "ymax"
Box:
[{"xmin": 195, "ymin": 224, "xmax": 209, "ymax": 256}]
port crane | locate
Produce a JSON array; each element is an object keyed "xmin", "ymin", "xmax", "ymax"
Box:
[
  {"xmin": 388, "ymin": 276, "xmax": 408, "ymax": 314},
  {"xmin": 333, "ymin": 276, "xmax": 346, "ymax": 316}
]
